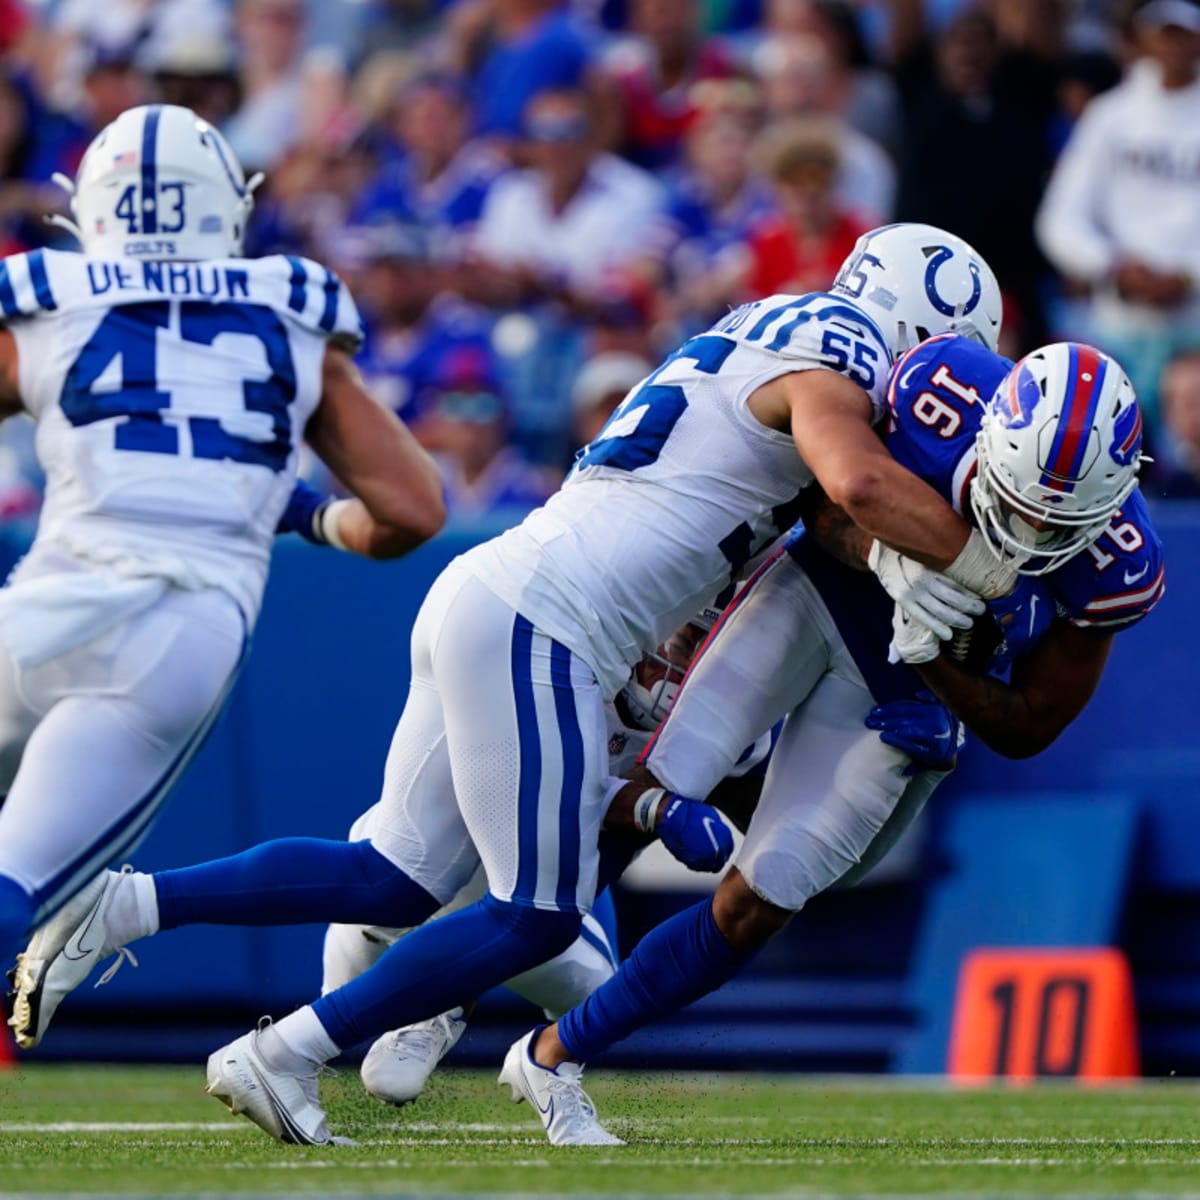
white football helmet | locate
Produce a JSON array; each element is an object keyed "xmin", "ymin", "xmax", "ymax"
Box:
[
  {"xmin": 971, "ymin": 342, "xmax": 1144, "ymax": 575},
  {"xmin": 54, "ymin": 104, "xmax": 263, "ymax": 260},
  {"xmin": 620, "ymin": 602, "xmax": 723, "ymax": 731},
  {"xmin": 831, "ymin": 223, "xmax": 1002, "ymax": 357}
]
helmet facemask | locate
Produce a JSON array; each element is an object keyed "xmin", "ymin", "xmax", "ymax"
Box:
[
  {"xmin": 969, "ymin": 434, "xmax": 1134, "ymax": 575},
  {"xmin": 619, "ymin": 612, "xmax": 717, "ymax": 731},
  {"xmin": 970, "ymin": 344, "xmax": 1144, "ymax": 576}
]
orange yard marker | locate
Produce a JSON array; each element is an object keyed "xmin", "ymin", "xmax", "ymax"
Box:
[{"xmin": 948, "ymin": 947, "xmax": 1139, "ymax": 1080}]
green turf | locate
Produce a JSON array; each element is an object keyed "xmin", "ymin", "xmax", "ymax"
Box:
[{"xmin": 3, "ymin": 1064, "xmax": 1200, "ymax": 1196}]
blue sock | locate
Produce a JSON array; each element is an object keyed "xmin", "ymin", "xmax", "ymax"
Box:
[
  {"xmin": 314, "ymin": 894, "xmax": 580, "ymax": 1048},
  {"xmin": 557, "ymin": 898, "xmax": 749, "ymax": 1061},
  {"xmin": 154, "ymin": 839, "xmax": 440, "ymax": 930},
  {"xmin": 0, "ymin": 873, "xmax": 33, "ymax": 968}
]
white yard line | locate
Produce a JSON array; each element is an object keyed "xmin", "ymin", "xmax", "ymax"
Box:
[{"xmin": 0, "ymin": 1120, "xmax": 247, "ymax": 1132}]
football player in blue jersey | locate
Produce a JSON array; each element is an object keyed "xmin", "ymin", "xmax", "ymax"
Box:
[
  {"xmin": 16, "ymin": 223, "xmax": 1026, "ymax": 1147},
  {"xmin": 508, "ymin": 334, "xmax": 1163, "ymax": 1143},
  {"xmin": 0, "ymin": 104, "xmax": 446, "ymax": 1009}
]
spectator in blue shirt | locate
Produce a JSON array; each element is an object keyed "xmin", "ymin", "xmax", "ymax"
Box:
[
  {"xmin": 454, "ymin": 0, "xmax": 602, "ymax": 142},
  {"xmin": 350, "ymin": 72, "xmax": 508, "ymax": 260},
  {"xmin": 409, "ymin": 344, "xmax": 561, "ymax": 519},
  {"xmin": 336, "ymin": 220, "xmax": 499, "ymax": 423}
]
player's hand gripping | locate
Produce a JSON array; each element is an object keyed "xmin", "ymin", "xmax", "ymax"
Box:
[
  {"xmin": 866, "ymin": 691, "xmax": 964, "ymax": 772},
  {"xmin": 868, "ymin": 540, "xmax": 985, "ymax": 641},
  {"xmin": 633, "ymin": 788, "xmax": 734, "ymax": 873}
]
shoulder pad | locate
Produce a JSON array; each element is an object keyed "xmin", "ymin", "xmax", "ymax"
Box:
[
  {"xmin": 274, "ymin": 255, "xmax": 364, "ymax": 353},
  {"xmin": 715, "ymin": 292, "xmax": 891, "ymax": 418},
  {"xmin": 0, "ymin": 249, "xmax": 62, "ymax": 320}
]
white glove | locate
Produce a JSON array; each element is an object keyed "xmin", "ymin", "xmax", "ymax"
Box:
[
  {"xmin": 869, "ymin": 540, "xmax": 985, "ymax": 642},
  {"xmin": 889, "ymin": 602, "xmax": 941, "ymax": 665},
  {"xmin": 945, "ymin": 529, "xmax": 1023, "ymax": 600}
]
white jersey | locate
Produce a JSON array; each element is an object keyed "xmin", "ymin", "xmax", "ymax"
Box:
[
  {"xmin": 463, "ymin": 292, "xmax": 891, "ymax": 696},
  {"xmin": 4, "ymin": 248, "xmax": 362, "ymax": 624}
]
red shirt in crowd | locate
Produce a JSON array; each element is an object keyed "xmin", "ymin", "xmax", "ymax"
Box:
[{"xmin": 746, "ymin": 209, "xmax": 872, "ymax": 298}]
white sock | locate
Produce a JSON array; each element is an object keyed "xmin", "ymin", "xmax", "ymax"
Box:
[
  {"xmin": 259, "ymin": 1006, "xmax": 341, "ymax": 1072},
  {"xmin": 105, "ymin": 871, "xmax": 160, "ymax": 945}
]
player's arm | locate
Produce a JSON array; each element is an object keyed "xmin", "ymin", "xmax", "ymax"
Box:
[
  {"xmin": 797, "ymin": 482, "xmax": 873, "ymax": 570},
  {"xmin": 0, "ymin": 328, "xmax": 24, "ymax": 417},
  {"xmin": 301, "ymin": 345, "xmax": 446, "ymax": 559},
  {"xmin": 603, "ymin": 766, "xmax": 734, "ymax": 873},
  {"xmin": 914, "ymin": 622, "xmax": 1111, "ymax": 758},
  {"xmin": 756, "ymin": 369, "xmax": 972, "ymax": 569}
]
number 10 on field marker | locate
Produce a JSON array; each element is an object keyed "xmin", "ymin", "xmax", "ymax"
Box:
[{"xmin": 947, "ymin": 947, "xmax": 1140, "ymax": 1080}]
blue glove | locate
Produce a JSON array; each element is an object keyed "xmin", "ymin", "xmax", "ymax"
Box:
[
  {"xmin": 277, "ymin": 480, "xmax": 332, "ymax": 543},
  {"xmin": 985, "ymin": 576, "xmax": 1055, "ymax": 669},
  {"xmin": 655, "ymin": 794, "xmax": 735, "ymax": 873},
  {"xmin": 865, "ymin": 691, "xmax": 963, "ymax": 772}
]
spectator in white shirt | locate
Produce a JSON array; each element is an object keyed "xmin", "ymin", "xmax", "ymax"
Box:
[
  {"xmin": 1036, "ymin": 0, "xmax": 1200, "ymax": 422},
  {"xmin": 466, "ymin": 87, "xmax": 665, "ymax": 326}
]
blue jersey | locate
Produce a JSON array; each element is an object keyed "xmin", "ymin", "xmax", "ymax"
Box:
[
  {"xmin": 886, "ymin": 334, "xmax": 1165, "ymax": 633},
  {"xmin": 788, "ymin": 333, "xmax": 1164, "ymax": 700}
]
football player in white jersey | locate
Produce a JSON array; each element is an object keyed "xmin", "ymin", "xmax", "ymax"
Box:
[
  {"xmin": 0, "ymin": 105, "xmax": 445, "ymax": 1005},
  {"xmin": 508, "ymin": 338, "xmax": 1162, "ymax": 1145},
  {"xmin": 15, "ymin": 223, "xmax": 1018, "ymax": 1146},
  {"xmin": 321, "ymin": 603, "xmax": 774, "ymax": 1107}
]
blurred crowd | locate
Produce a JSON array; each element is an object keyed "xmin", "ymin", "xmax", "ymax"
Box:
[{"xmin": 0, "ymin": 0, "xmax": 1199, "ymax": 521}]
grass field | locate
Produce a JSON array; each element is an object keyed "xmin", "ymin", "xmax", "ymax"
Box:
[{"xmin": 3, "ymin": 1065, "xmax": 1200, "ymax": 1196}]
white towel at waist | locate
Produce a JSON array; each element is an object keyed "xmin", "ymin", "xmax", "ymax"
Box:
[{"xmin": 0, "ymin": 571, "xmax": 169, "ymax": 667}]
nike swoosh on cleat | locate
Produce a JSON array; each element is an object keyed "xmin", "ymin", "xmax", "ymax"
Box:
[
  {"xmin": 60, "ymin": 901, "xmax": 105, "ymax": 962},
  {"xmin": 531, "ymin": 1080, "xmax": 555, "ymax": 1124}
]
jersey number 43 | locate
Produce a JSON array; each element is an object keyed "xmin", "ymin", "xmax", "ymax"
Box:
[{"xmin": 61, "ymin": 300, "xmax": 297, "ymax": 472}]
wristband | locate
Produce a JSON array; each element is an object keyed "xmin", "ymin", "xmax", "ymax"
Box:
[
  {"xmin": 316, "ymin": 499, "xmax": 351, "ymax": 551},
  {"xmin": 632, "ymin": 787, "xmax": 666, "ymax": 834},
  {"xmin": 945, "ymin": 529, "xmax": 1018, "ymax": 599}
]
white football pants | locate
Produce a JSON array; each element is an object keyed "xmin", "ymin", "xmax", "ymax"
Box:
[
  {"xmin": 647, "ymin": 551, "xmax": 947, "ymax": 912},
  {"xmin": 0, "ymin": 549, "xmax": 245, "ymax": 926},
  {"xmin": 363, "ymin": 561, "xmax": 610, "ymax": 914}
]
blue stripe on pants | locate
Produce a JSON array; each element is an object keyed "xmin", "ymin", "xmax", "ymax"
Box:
[
  {"xmin": 511, "ymin": 615, "xmax": 541, "ymax": 903},
  {"xmin": 550, "ymin": 639, "xmax": 583, "ymax": 911}
]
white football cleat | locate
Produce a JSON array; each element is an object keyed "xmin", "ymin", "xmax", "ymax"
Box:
[
  {"xmin": 498, "ymin": 1028, "xmax": 623, "ymax": 1146},
  {"xmin": 7, "ymin": 869, "xmax": 137, "ymax": 1049},
  {"xmin": 361, "ymin": 1007, "xmax": 468, "ymax": 1105},
  {"xmin": 206, "ymin": 1020, "xmax": 342, "ymax": 1145}
]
